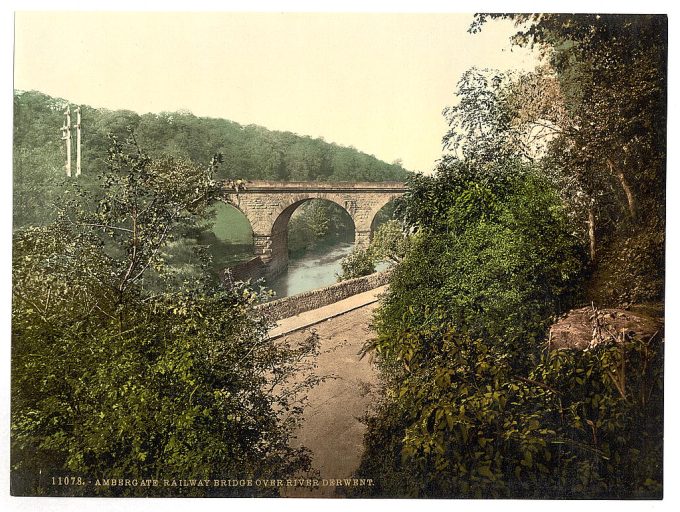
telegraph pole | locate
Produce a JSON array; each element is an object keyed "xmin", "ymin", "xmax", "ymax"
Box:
[
  {"xmin": 61, "ymin": 105, "xmax": 72, "ymax": 177},
  {"xmin": 75, "ymin": 106, "xmax": 81, "ymax": 177},
  {"xmin": 60, "ymin": 104, "xmax": 82, "ymax": 177}
]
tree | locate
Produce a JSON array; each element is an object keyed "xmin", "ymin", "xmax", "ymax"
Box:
[
  {"xmin": 472, "ymin": 14, "xmax": 666, "ymax": 302},
  {"xmin": 367, "ymin": 220, "xmax": 409, "ymax": 265},
  {"xmin": 13, "ymin": 91, "xmax": 70, "ymax": 227},
  {"xmin": 335, "ymin": 220, "xmax": 409, "ymax": 281},
  {"xmin": 442, "ymin": 68, "xmax": 520, "ymax": 166},
  {"xmin": 351, "ymin": 157, "xmax": 662, "ymax": 498},
  {"xmin": 441, "ymin": 65, "xmax": 601, "ymax": 261},
  {"xmin": 337, "ymin": 247, "xmax": 376, "ymax": 281},
  {"xmin": 350, "ymin": 160, "xmax": 590, "ymax": 498},
  {"xmin": 374, "ymin": 161, "xmax": 584, "ymax": 361},
  {"xmin": 349, "ymin": 14, "xmax": 665, "ymax": 498},
  {"xmin": 11, "ymin": 137, "xmax": 320, "ymax": 496}
]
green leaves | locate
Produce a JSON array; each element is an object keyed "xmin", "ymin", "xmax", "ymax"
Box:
[
  {"xmin": 442, "ymin": 68, "xmax": 519, "ymax": 166},
  {"xmin": 352, "ymin": 158, "xmax": 658, "ymax": 498},
  {"xmin": 11, "ymin": 141, "xmax": 321, "ymax": 497},
  {"xmin": 350, "ymin": 15, "xmax": 664, "ymax": 499},
  {"xmin": 336, "ymin": 220, "xmax": 409, "ymax": 281},
  {"xmin": 337, "ymin": 246, "xmax": 376, "ymax": 281}
]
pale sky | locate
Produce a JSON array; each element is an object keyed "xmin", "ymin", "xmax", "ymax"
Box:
[{"xmin": 14, "ymin": 12, "xmax": 540, "ymax": 173}]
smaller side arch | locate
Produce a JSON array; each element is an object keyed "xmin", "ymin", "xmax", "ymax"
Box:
[
  {"xmin": 368, "ymin": 195, "xmax": 403, "ymax": 234},
  {"xmin": 214, "ymin": 199, "xmax": 255, "ymax": 241},
  {"xmin": 352, "ymin": 193, "xmax": 405, "ymax": 247}
]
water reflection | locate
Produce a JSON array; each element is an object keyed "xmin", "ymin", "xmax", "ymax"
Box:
[{"xmin": 265, "ymin": 242, "xmax": 354, "ymax": 299}]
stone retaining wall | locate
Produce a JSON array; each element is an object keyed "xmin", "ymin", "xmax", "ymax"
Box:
[
  {"xmin": 256, "ymin": 271, "xmax": 391, "ymax": 322},
  {"xmin": 223, "ymin": 256, "xmax": 266, "ymax": 283}
]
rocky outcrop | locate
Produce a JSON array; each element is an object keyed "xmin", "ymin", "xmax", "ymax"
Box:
[{"xmin": 548, "ymin": 305, "xmax": 664, "ymax": 350}]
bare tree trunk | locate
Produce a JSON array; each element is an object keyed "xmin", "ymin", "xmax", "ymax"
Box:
[
  {"xmin": 588, "ymin": 207, "xmax": 597, "ymax": 262},
  {"xmin": 608, "ymin": 159, "xmax": 636, "ymax": 218}
]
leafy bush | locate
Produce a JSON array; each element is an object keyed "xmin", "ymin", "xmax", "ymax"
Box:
[
  {"xmin": 11, "ymin": 139, "xmax": 319, "ymax": 496},
  {"xmin": 376, "ymin": 162, "xmax": 584, "ymax": 361},
  {"xmin": 353, "ymin": 320, "xmax": 662, "ymax": 498},
  {"xmin": 368, "ymin": 220, "xmax": 409, "ymax": 264},
  {"xmin": 349, "ymin": 159, "xmax": 662, "ymax": 498},
  {"xmin": 349, "ymin": 161, "xmax": 583, "ymax": 497},
  {"xmin": 350, "ymin": 12, "xmax": 666, "ymax": 497},
  {"xmin": 337, "ymin": 247, "xmax": 376, "ymax": 281}
]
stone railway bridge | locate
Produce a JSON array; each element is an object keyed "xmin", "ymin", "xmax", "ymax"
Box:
[{"xmin": 223, "ymin": 180, "xmax": 406, "ymax": 278}]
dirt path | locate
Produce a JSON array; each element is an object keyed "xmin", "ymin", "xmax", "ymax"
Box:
[{"xmin": 277, "ymin": 300, "xmax": 382, "ymax": 498}]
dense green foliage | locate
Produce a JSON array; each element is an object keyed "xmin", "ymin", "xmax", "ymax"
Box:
[
  {"xmin": 11, "ymin": 139, "xmax": 320, "ymax": 496},
  {"xmin": 356, "ymin": 316, "xmax": 662, "ymax": 498},
  {"xmin": 350, "ymin": 14, "xmax": 665, "ymax": 499},
  {"xmin": 337, "ymin": 247, "xmax": 377, "ymax": 281},
  {"xmin": 351, "ymin": 160, "xmax": 662, "ymax": 499},
  {"xmin": 378, "ymin": 163, "xmax": 584, "ymax": 353},
  {"xmin": 14, "ymin": 90, "xmax": 409, "ymax": 185},
  {"xmin": 365, "ymin": 219, "xmax": 409, "ymax": 265},
  {"xmin": 471, "ymin": 14, "xmax": 666, "ymax": 305}
]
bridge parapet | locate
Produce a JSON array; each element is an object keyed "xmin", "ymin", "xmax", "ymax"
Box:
[
  {"xmin": 256, "ymin": 270, "xmax": 392, "ymax": 323},
  {"xmin": 230, "ymin": 180, "xmax": 406, "ymax": 191}
]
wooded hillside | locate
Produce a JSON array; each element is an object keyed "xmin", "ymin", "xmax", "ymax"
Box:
[{"xmin": 14, "ymin": 90, "xmax": 410, "ymax": 227}]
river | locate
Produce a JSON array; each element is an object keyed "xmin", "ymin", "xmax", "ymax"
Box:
[
  {"xmin": 263, "ymin": 241, "xmax": 391, "ymax": 300},
  {"xmin": 265, "ymin": 242, "xmax": 354, "ymax": 299},
  {"xmin": 209, "ymin": 202, "xmax": 393, "ymax": 300}
]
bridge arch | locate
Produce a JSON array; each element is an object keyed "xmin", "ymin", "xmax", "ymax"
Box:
[
  {"xmin": 271, "ymin": 197, "xmax": 357, "ymax": 241},
  {"xmin": 369, "ymin": 196, "xmax": 401, "ymax": 233},
  {"xmin": 202, "ymin": 201, "xmax": 255, "ymax": 266},
  {"xmin": 269, "ymin": 198, "xmax": 356, "ymax": 276},
  {"xmin": 210, "ymin": 201, "xmax": 254, "ymax": 243},
  {"xmin": 223, "ymin": 181, "xmax": 406, "ymax": 278},
  {"xmin": 270, "ymin": 195, "xmax": 357, "ymax": 236}
]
